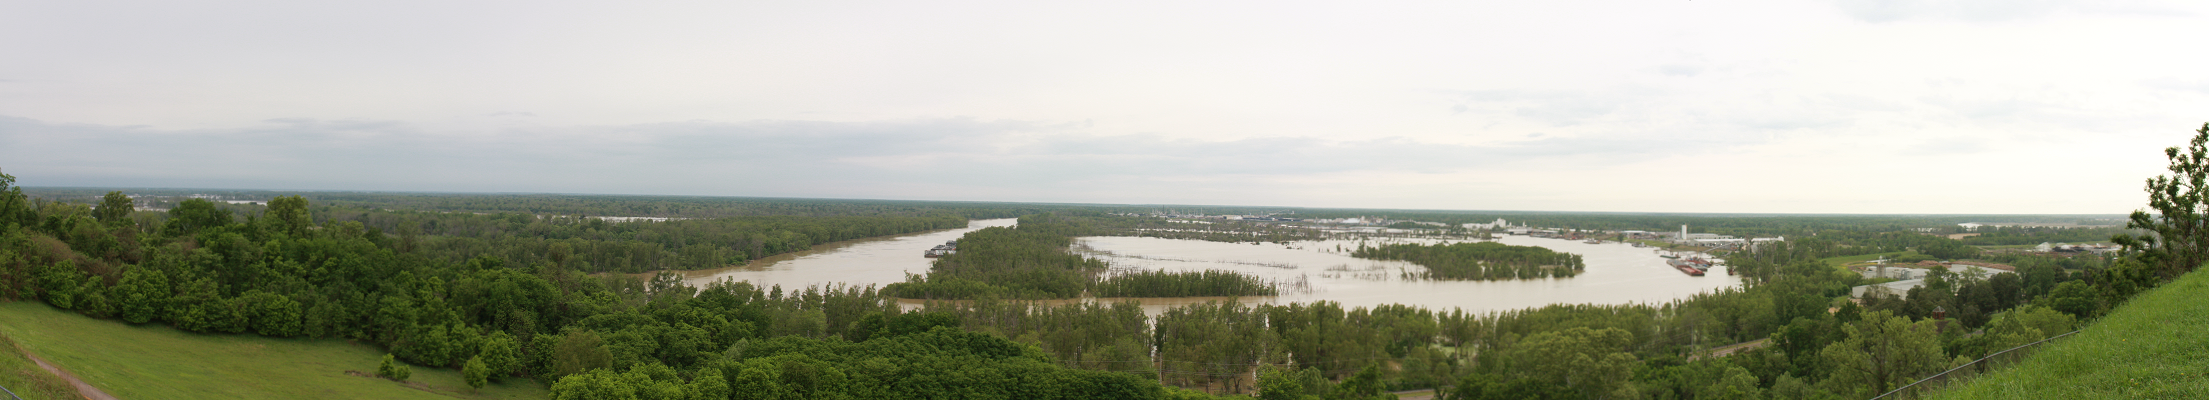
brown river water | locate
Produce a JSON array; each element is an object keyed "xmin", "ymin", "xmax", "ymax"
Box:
[
  {"xmin": 679, "ymin": 218, "xmax": 1021, "ymax": 290},
  {"xmin": 680, "ymin": 218, "xmax": 1743, "ymax": 315}
]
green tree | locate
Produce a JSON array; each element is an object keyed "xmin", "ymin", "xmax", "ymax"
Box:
[
  {"xmin": 266, "ymin": 195, "xmax": 312, "ymax": 236},
  {"xmin": 1700, "ymin": 366, "xmax": 1763, "ymax": 400},
  {"xmin": 550, "ymin": 368, "xmax": 637, "ymax": 400},
  {"xmin": 93, "ymin": 191, "xmax": 134, "ymax": 227},
  {"xmin": 378, "ymin": 353, "xmax": 412, "ymax": 382},
  {"xmin": 0, "ymin": 169, "xmax": 33, "ymax": 229},
  {"xmin": 1329, "ymin": 364, "xmax": 1393, "ymax": 400},
  {"xmin": 553, "ymin": 330, "xmax": 614, "ymax": 378},
  {"xmin": 686, "ymin": 371, "xmax": 730, "ymax": 400},
  {"xmin": 478, "ymin": 331, "xmax": 520, "ymax": 378},
  {"xmin": 2045, "ymin": 281, "xmax": 2100, "ymax": 319},
  {"xmin": 1507, "ymin": 327, "xmax": 1638, "ymax": 400},
  {"xmin": 162, "ymin": 199, "xmax": 232, "ymax": 236},
  {"xmin": 1819, "ymin": 311, "xmax": 1946, "ymax": 398},
  {"xmin": 2115, "ymin": 122, "xmax": 2209, "ymax": 279},
  {"xmin": 464, "ymin": 355, "xmax": 490, "ymax": 392},
  {"xmin": 1255, "ymin": 365, "xmax": 1324, "ymax": 400},
  {"xmin": 116, "ymin": 265, "xmax": 170, "ymax": 324}
]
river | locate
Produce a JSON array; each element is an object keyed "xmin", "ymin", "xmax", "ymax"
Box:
[
  {"xmin": 678, "ymin": 218, "xmax": 1020, "ymax": 290},
  {"xmin": 678, "ymin": 218, "xmax": 1743, "ymax": 315},
  {"xmin": 1073, "ymin": 235, "xmax": 1743, "ymax": 314}
]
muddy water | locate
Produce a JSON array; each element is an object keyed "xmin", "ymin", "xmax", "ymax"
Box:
[
  {"xmin": 677, "ymin": 218, "xmax": 1742, "ymax": 315},
  {"xmin": 1070, "ymin": 235, "xmax": 1744, "ymax": 314},
  {"xmin": 678, "ymin": 218, "xmax": 1019, "ymax": 290}
]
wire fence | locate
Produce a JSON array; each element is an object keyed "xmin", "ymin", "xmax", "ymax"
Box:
[
  {"xmin": 0, "ymin": 383, "xmax": 21, "ymax": 400},
  {"xmin": 1869, "ymin": 329, "xmax": 2081, "ymax": 400}
]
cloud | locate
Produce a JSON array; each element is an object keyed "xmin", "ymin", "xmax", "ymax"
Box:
[
  {"xmin": 1655, "ymin": 64, "xmax": 1703, "ymax": 77},
  {"xmin": 2143, "ymin": 78, "xmax": 2209, "ymax": 95},
  {"xmin": 0, "ymin": 115, "xmax": 1710, "ymax": 200},
  {"xmin": 1831, "ymin": 0, "xmax": 2191, "ymax": 23},
  {"xmin": 1457, "ymin": 89, "xmax": 1664, "ymax": 127}
]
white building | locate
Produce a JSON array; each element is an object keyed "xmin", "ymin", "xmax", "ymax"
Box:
[{"xmin": 1852, "ymin": 279, "xmax": 1927, "ymax": 299}]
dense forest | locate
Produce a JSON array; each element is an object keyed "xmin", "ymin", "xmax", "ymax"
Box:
[
  {"xmin": 1351, "ymin": 242, "xmax": 1585, "ymax": 280},
  {"xmin": 0, "ymin": 154, "xmax": 2198, "ymax": 400}
]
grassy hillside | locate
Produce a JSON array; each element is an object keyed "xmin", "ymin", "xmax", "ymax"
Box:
[
  {"xmin": 0, "ymin": 331, "xmax": 84, "ymax": 400},
  {"xmin": 0, "ymin": 302, "xmax": 547, "ymax": 400},
  {"xmin": 1927, "ymin": 269, "xmax": 2209, "ymax": 399}
]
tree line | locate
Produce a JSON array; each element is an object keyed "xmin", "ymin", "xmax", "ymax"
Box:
[{"xmin": 1350, "ymin": 242, "xmax": 1585, "ymax": 280}]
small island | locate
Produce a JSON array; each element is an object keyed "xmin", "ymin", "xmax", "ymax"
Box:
[{"xmin": 1352, "ymin": 241, "xmax": 1586, "ymax": 280}]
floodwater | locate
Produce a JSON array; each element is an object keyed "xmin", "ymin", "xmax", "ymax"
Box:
[
  {"xmin": 675, "ymin": 218, "xmax": 1743, "ymax": 315},
  {"xmin": 1072, "ymin": 235, "xmax": 1744, "ymax": 314},
  {"xmin": 678, "ymin": 218, "xmax": 1019, "ymax": 290}
]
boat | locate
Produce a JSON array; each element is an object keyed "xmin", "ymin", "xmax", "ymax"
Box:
[
  {"xmin": 1668, "ymin": 259, "xmax": 1705, "ymax": 276},
  {"xmin": 1583, "ymin": 239, "xmax": 1602, "ymax": 244}
]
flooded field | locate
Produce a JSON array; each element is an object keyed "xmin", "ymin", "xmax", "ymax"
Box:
[
  {"xmin": 1073, "ymin": 235, "xmax": 1744, "ymax": 314},
  {"xmin": 678, "ymin": 218, "xmax": 1742, "ymax": 315},
  {"xmin": 678, "ymin": 218, "xmax": 1019, "ymax": 289}
]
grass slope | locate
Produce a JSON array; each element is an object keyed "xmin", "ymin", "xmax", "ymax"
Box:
[
  {"xmin": 1927, "ymin": 269, "xmax": 2209, "ymax": 399},
  {"xmin": 0, "ymin": 332, "xmax": 84, "ymax": 400},
  {"xmin": 0, "ymin": 302, "xmax": 547, "ymax": 400}
]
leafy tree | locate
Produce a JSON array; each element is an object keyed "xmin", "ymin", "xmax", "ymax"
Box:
[
  {"xmin": 161, "ymin": 199, "xmax": 232, "ymax": 237},
  {"xmin": 549, "ymin": 368, "xmax": 637, "ymax": 400},
  {"xmin": 1819, "ymin": 311, "xmax": 1945, "ymax": 398},
  {"xmin": 2114, "ymin": 122, "xmax": 2209, "ymax": 279},
  {"xmin": 2045, "ymin": 281, "xmax": 2100, "ymax": 319},
  {"xmin": 1700, "ymin": 366, "xmax": 1763, "ymax": 400},
  {"xmin": 478, "ymin": 331, "xmax": 520, "ymax": 378},
  {"xmin": 1505, "ymin": 327, "xmax": 1638, "ymax": 399},
  {"xmin": 377, "ymin": 353, "xmax": 412, "ymax": 381},
  {"xmin": 554, "ymin": 330, "xmax": 615, "ymax": 378},
  {"xmin": 115, "ymin": 265, "xmax": 170, "ymax": 323},
  {"xmin": 1329, "ymin": 364, "xmax": 1392, "ymax": 400},
  {"xmin": 1443, "ymin": 373, "xmax": 1565, "ymax": 400},
  {"xmin": 464, "ymin": 355, "xmax": 490, "ymax": 392},
  {"xmin": 1255, "ymin": 365, "xmax": 1315, "ymax": 400},
  {"xmin": 266, "ymin": 195, "xmax": 312, "ymax": 236},
  {"xmin": 686, "ymin": 371, "xmax": 730, "ymax": 400},
  {"xmin": 0, "ymin": 169, "xmax": 32, "ymax": 229},
  {"xmin": 94, "ymin": 191, "xmax": 134, "ymax": 227}
]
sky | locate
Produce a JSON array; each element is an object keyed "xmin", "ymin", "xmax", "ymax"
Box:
[{"xmin": 3, "ymin": 0, "xmax": 2206, "ymax": 214}]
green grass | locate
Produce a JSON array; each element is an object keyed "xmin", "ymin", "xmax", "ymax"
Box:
[
  {"xmin": 1926, "ymin": 269, "xmax": 2209, "ymax": 399},
  {"xmin": 0, "ymin": 331, "xmax": 83, "ymax": 400},
  {"xmin": 0, "ymin": 302, "xmax": 547, "ymax": 400}
]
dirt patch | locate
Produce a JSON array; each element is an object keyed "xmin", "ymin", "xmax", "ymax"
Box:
[{"xmin": 22, "ymin": 352, "xmax": 118, "ymax": 400}]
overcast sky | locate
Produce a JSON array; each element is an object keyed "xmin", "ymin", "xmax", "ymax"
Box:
[{"xmin": 4, "ymin": 0, "xmax": 2206, "ymax": 214}]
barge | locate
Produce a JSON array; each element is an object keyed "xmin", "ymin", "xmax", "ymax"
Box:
[
  {"xmin": 923, "ymin": 240, "xmax": 959, "ymax": 258},
  {"xmin": 1669, "ymin": 259, "xmax": 1705, "ymax": 276}
]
